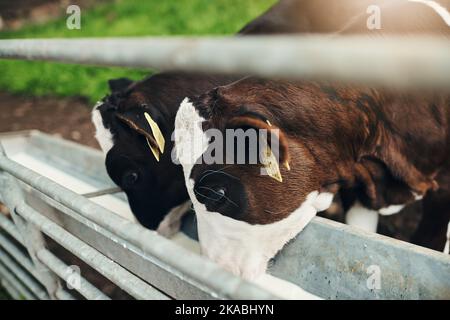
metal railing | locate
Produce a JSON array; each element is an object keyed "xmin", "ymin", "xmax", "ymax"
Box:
[
  {"xmin": 0, "ymin": 133, "xmax": 281, "ymax": 299},
  {"xmin": 0, "ymin": 36, "xmax": 449, "ymax": 89},
  {"xmin": 0, "ymin": 35, "xmax": 449, "ymax": 300}
]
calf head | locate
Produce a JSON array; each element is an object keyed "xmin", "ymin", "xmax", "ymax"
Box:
[
  {"xmin": 175, "ymin": 77, "xmax": 438, "ymax": 278},
  {"xmin": 92, "ymin": 75, "xmax": 189, "ymax": 230},
  {"xmin": 92, "ymin": 73, "xmax": 238, "ymax": 231},
  {"xmin": 174, "ymin": 79, "xmax": 337, "ymax": 279}
]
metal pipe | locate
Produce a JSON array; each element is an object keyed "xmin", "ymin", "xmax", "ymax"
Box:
[
  {"xmin": 37, "ymin": 249, "xmax": 110, "ymax": 300},
  {"xmin": 81, "ymin": 187, "xmax": 122, "ymax": 198},
  {"xmin": 0, "ymin": 262, "xmax": 35, "ymax": 300},
  {"xmin": 0, "ymin": 36, "xmax": 449, "ymax": 90},
  {"xmin": 0, "ymin": 153, "xmax": 278, "ymax": 299},
  {"xmin": 0, "ymin": 248, "xmax": 48, "ymax": 299},
  {"xmin": 0, "ymin": 213, "xmax": 23, "ymax": 244},
  {"xmin": 15, "ymin": 202, "xmax": 169, "ymax": 300},
  {"xmin": 55, "ymin": 289, "xmax": 76, "ymax": 300},
  {"xmin": 0, "ymin": 171, "xmax": 61, "ymax": 298},
  {"xmin": 1, "ymin": 278, "xmax": 20, "ymax": 300},
  {"xmin": 0, "ymin": 232, "xmax": 47, "ymax": 285}
]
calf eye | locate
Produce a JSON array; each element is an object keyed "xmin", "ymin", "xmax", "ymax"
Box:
[{"xmin": 122, "ymin": 171, "xmax": 139, "ymax": 189}]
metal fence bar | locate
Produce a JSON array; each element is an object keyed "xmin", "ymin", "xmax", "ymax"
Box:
[
  {"xmin": 14, "ymin": 202, "xmax": 170, "ymax": 300},
  {"xmin": 0, "ymin": 248, "xmax": 48, "ymax": 299},
  {"xmin": 0, "ymin": 171, "xmax": 62, "ymax": 298},
  {"xmin": 55, "ymin": 288, "xmax": 76, "ymax": 300},
  {"xmin": 81, "ymin": 187, "xmax": 122, "ymax": 199},
  {"xmin": 0, "ymin": 153, "xmax": 278, "ymax": 299},
  {"xmin": 0, "ymin": 214, "xmax": 23, "ymax": 244},
  {"xmin": 0, "ymin": 262, "xmax": 35, "ymax": 300},
  {"xmin": 20, "ymin": 186, "xmax": 220, "ymax": 299},
  {"xmin": 36, "ymin": 249, "xmax": 111, "ymax": 300},
  {"xmin": 0, "ymin": 36, "xmax": 449, "ymax": 90},
  {"xmin": 0, "ymin": 232, "xmax": 47, "ymax": 285},
  {"xmin": 1, "ymin": 278, "xmax": 20, "ymax": 300}
]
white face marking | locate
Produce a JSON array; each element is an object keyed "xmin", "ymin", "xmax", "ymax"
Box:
[
  {"xmin": 156, "ymin": 201, "xmax": 191, "ymax": 238},
  {"xmin": 378, "ymin": 204, "xmax": 405, "ymax": 216},
  {"xmin": 192, "ymin": 191, "xmax": 330, "ymax": 280},
  {"xmin": 174, "ymin": 98, "xmax": 332, "ymax": 279},
  {"xmin": 345, "ymin": 202, "xmax": 379, "ymax": 233},
  {"xmin": 91, "ymin": 102, "xmax": 114, "ymax": 155},
  {"xmin": 412, "ymin": 192, "xmax": 424, "ymax": 201},
  {"xmin": 408, "ymin": 0, "xmax": 450, "ymax": 26},
  {"xmin": 444, "ymin": 221, "xmax": 450, "ymax": 254}
]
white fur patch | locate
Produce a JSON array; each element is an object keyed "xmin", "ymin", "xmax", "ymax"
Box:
[
  {"xmin": 192, "ymin": 191, "xmax": 329, "ymax": 280},
  {"xmin": 408, "ymin": 0, "xmax": 450, "ymax": 26},
  {"xmin": 346, "ymin": 202, "xmax": 379, "ymax": 233},
  {"xmin": 156, "ymin": 201, "xmax": 191, "ymax": 238},
  {"xmin": 174, "ymin": 98, "xmax": 332, "ymax": 279},
  {"xmin": 174, "ymin": 98, "xmax": 209, "ymax": 179},
  {"xmin": 91, "ymin": 102, "xmax": 114, "ymax": 155},
  {"xmin": 412, "ymin": 192, "xmax": 424, "ymax": 201},
  {"xmin": 378, "ymin": 204, "xmax": 405, "ymax": 216}
]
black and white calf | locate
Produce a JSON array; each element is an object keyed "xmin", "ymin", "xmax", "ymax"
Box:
[{"xmin": 92, "ymin": 73, "xmax": 238, "ymax": 235}]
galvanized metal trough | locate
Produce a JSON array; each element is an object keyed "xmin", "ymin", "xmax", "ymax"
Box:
[{"xmin": 0, "ymin": 130, "xmax": 449, "ymax": 300}]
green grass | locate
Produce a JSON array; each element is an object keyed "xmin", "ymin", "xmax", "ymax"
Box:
[{"xmin": 0, "ymin": 0, "xmax": 276, "ymax": 104}]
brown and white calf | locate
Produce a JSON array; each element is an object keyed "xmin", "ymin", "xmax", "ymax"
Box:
[
  {"xmin": 90, "ymin": 1, "xmax": 322, "ymax": 235},
  {"xmin": 92, "ymin": 0, "xmax": 449, "ymax": 237},
  {"xmin": 175, "ymin": 78, "xmax": 450, "ymax": 279}
]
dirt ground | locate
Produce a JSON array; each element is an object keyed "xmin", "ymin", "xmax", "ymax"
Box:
[{"xmin": 0, "ymin": 92, "xmax": 99, "ymax": 148}]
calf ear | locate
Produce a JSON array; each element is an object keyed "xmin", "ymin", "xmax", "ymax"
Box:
[
  {"xmin": 226, "ymin": 116, "xmax": 290, "ymax": 182},
  {"xmin": 108, "ymin": 78, "xmax": 134, "ymax": 93},
  {"xmin": 116, "ymin": 109, "xmax": 166, "ymax": 162}
]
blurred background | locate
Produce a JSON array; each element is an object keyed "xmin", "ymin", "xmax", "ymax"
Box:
[
  {"xmin": 0, "ymin": 0, "xmax": 276, "ymax": 147},
  {"xmin": 0, "ymin": 0, "xmax": 427, "ymax": 300},
  {"xmin": 0, "ymin": 0, "xmax": 277, "ymax": 300}
]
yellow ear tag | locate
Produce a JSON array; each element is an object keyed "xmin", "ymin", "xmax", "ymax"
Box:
[
  {"xmin": 146, "ymin": 137, "xmax": 161, "ymax": 162},
  {"xmin": 262, "ymin": 143, "xmax": 283, "ymax": 182},
  {"xmin": 144, "ymin": 112, "xmax": 165, "ymax": 154}
]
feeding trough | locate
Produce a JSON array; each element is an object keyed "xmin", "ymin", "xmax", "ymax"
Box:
[{"xmin": 0, "ymin": 130, "xmax": 448, "ymax": 299}]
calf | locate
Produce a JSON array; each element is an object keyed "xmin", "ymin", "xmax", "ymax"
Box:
[
  {"xmin": 89, "ymin": 0, "xmax": 335, "ymax": 234},
  {"xmin": 93, "ymin": 0, "xmax": 449, "ymax": 236},
  {"xmin": 92, "ymin": 72, "xmax": 237, "ymax": 233},
  {"xmin": 175, "ymin": 78, "xmax": 450, "ymax": 279}
]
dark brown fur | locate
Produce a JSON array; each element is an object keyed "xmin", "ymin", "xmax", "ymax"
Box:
[
  {"xmin": 190, "ymin": 78, "xmax": 450, "ymax": 250},
  {"xmin": 100, "ymin": 0, "xmax": 450, "ymax": 231}
]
